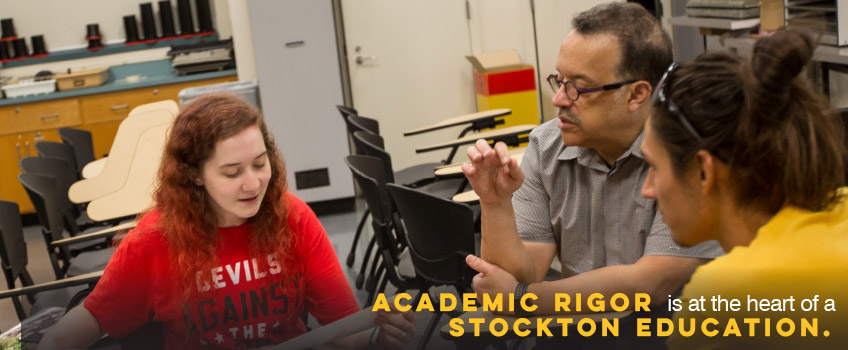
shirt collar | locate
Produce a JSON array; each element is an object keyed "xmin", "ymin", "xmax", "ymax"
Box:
[{"xmin": 557, "ymin": 131, "xmax": 646, "ymax": 164}]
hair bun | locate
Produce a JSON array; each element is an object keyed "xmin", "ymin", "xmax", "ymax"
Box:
[{"xmin": 751, "ymin": 30, "xmax": 815, "ymax": 91}]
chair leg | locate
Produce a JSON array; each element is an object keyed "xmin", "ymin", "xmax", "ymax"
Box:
[
  {"xmin": 356, "ymin": 234, "xmax": 377, "ymax": 289},
  {"xmin": 417, "ymin": 311, "xmax": 443, "ymax": 350},
  {"xmin": 365, "ymin": 248, "xmax": 382, "ymax": 293},
  {"xmin": 365, "ymin": 266, "xmax": 386, "ymax": 308},
  {"xmin": 368, "ymin": 271, "xmax": 390, "ymax": 307},
  {"xmin": 20, "ymin": 270, "xmax": 36, "ymax": 304},
  {"xmin": 346, "ymin": 209, "xmax": 370, "ymax": 267}
]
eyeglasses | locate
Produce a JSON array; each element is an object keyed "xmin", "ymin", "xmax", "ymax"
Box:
[
  {"xmin": 652, "ymin": 63, "xmax": 702, "ymax": 141},
  {"xmin": 546, "ymin": 74, "xmax": 636, "ymax": 101}
]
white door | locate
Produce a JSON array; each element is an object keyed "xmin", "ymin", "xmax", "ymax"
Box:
[{"xmin": 341, "ymin": 0, "xmax": 477, "ymax": 170}]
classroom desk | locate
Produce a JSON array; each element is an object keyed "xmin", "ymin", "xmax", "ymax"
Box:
[
  {"xmin": 403, "ymin": 109, "xmax": 512, "ymax": 136},
  {"xmin": 440, "ymin": 309, "xmax": 632, "ymax": 349},
  {"xmin": 0, "ymin": 270, "xmax": 103, "ymax": 300},
  {"xmin": 435, "ymin": 148, "xmax": 525, "ymax": 178},
  {"xmin": 81, "ymin": 157, "xmax": 108, "ymax": 179},
  {"xmin": 416, "ymin": 124, "xmax": 536, "ymax": 154},
  {"xmin": 51, "ymin": 221, "xmax": 138, "ymax": 246},
  {"xmin": 453, "ymin": 189, "xmax": 481, "ymax": 204}
]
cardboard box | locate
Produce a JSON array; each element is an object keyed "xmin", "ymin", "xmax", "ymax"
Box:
[
  {"xmin": 466, "ymin": 50, "xmax": 539, "ymax": 127},
  {"xmin": 760, "ymin": 0, "xmax": 785, "ymax": 32},
  {"xmin": 55, "ymin": 67, "xmax": 110, "ymax": 91}
]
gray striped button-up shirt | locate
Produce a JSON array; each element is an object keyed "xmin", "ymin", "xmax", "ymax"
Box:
[{"xmin": 514, "ymin": 119, "xmax": 723, "ymax": 279}]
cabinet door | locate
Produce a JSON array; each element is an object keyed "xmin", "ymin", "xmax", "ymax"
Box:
[
  {"xmin": 78, "ymin": 121, "xmax": 122, "ymax": 160},
  {"xmin": 0, "ymin": 130, "xmax": 63, "ymax": 214}
]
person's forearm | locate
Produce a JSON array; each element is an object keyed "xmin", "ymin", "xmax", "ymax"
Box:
[
  {"xmin": 479, "ymin": 201, "xmax": 543, "ymax": 283},
  {"xmin": 38, "ymin": 305, "xmax": 105, "ymax": 350}
]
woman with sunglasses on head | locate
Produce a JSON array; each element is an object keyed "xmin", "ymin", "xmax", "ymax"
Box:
[
  {"xmin": 39, "ymin": 94, "xmax": 415, "ymax": 349},
  {"xmin": 640, "ymin": 30, "xmax": 848, "ymax": 349}
]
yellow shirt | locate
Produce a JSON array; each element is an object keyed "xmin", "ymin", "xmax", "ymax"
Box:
[{"xmin": 668, "ymin": 189, "xmax": 848, "ymax": 349}]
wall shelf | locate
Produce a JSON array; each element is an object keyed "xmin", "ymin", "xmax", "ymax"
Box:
[
  {"xmin": 669, "ymin": 16, "xmax": 761, "ymax": 30},
  {"xmin": 1, "ymin": 33, "xmax": 218, "ymax": 69}
]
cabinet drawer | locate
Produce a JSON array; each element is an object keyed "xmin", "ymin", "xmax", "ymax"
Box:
[
  {"xmin": 79, "ymin": 88, "xmax": 159, "ymax": 124},
  {"xmin": 1, "ymin": 98, "xmax": 82, "ymax": 135}
]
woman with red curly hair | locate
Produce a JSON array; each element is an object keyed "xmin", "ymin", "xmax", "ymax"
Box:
[{"xmin": 40, "ymin": 93, "xmax": 415, "ymax": 349}]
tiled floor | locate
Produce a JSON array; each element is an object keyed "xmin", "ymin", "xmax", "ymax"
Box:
[{"xmin": 0, "ymin": 201, "xmax": 458, "ymax": 349}]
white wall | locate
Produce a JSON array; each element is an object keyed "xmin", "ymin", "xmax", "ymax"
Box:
[{"xmin": 226, "ymin": 0, "xmax": 257, "ymax": 81}]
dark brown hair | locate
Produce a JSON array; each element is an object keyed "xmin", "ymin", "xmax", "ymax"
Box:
[
  {"xmin": 573, "ymin": 2, "xmax": 672, "ymax": 86},
  {"xmin": 149, "ymin": 93, "xmax": 294, "ymax": 300},
  {"xmin": 652, "ymin": 30, "xmax": 847, "ymax": 213}
]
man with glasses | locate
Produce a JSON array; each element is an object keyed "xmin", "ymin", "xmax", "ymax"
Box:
[{"xmin": 462, "ymin": 2, "xmax": 722, "ymax": 347}]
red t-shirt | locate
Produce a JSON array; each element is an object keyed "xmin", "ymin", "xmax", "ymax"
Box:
[{"xmin": 84, "ymin": 193, "xmax": 360, "ymax": 349}]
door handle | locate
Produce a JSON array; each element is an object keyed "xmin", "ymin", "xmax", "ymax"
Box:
[
  {"xmin": 16, "ymin": 143, "xmax": 21, "ymax": 161},
  {"xmin": 25, "ymin": 141, "xmax": 31, "ymax": 157},
  {"xmin": 111, "ymin": 104, "xmax": 130, "ymax": 110},
  {"xmin": 356, "ymin": 56, "xmax": 377, "ymax": 65},
  {"xmin": 285, "ymin": 40, "xmax": 305, "ymax": 47},
  {"xmin": 41, "ymin": 113, "xmax": 59, "ymax": 120}
]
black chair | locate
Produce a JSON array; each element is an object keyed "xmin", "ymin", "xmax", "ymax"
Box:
[
  {"xmin": 0, "ymin": 200, "xmax": 98, "ymax": 323},
  {"xmin": 17, "ymin": 173, "xmax": 115, "ymax": 279},
  {"xmin": 345, "ymin": 155, "xmax": 424, "ymax": 306},
  {"xmin": 352, "ymin": 131, "xmax": 466, "ymax": 196},
  {"xmin": 385, "ymin": 184, "xmax": 477, "ymax": 350},
  {"xmin": 34, "ymin": 141, "xmax": 81, "ymax": 179},
  {"xmin": 19, "ymin": 156, "xmax": 101, "ymax": 232},
  {"xmin": 345, "ymin": 114, "xmax": 380, "ymax": 136},
  {"xmin": 336, "ymin": 104, "xmax": 358, "ymax": 119},
  {"xmin": 58, "ymin": 127, "xmax": 96, "ymax": 173},
  {"xmin": 336, "ymin": 111, "xmax": 377, "ymax": 273}
]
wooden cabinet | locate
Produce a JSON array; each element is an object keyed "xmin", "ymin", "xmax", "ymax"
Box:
[
  {"xmin": 0, "ymin": 75, "xmax": 237, "ymax": 214},
  {"xmin": 0, "ymin": 129, "xmax": 65, "ymax": 214}
]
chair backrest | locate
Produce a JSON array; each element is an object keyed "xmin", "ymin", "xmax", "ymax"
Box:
[
  {"xmin": 386, "ymin": 184, "xmax": 476, "ymax": 286},
  {"xmin": 18, "ymin": 173, "xmax": 66, "ymax": 241},
  {"xmin": 352, "ymin": 131, "xmax": 395, "ymax": 183},
  {"xmin": 58, "ymin": 127, "xmax": 96, "ymax": 173},
  {"xmin": 18, "ymin": 173, "xmax": 71, "ymax": 279},
  {"xmin": 0, "ymin": 200, "xmax": 34, "ymax": 320},
  {"xmin": 345, "ymin": 114, "xmax": 380, "ymax": 135},
  {"xmin": 344, "ymin": 155, "xmax": 392, "ymax": 225},
  {"xmin": 34, "ymin": 141, "xmax": 80, "ymax": 179},
  {"xmin": 20, "ymin": 157, "xmax": 77, "ymax": 211},
  {"xmin": 0, "ymin": 200, "xmax": 28, "ymax": 285},
  {"xmin": 336, "ymin": 105, "xmax": 358, "ymax": 119}
]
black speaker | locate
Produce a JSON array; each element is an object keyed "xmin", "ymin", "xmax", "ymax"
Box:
[
  {"xmin": 86, "ymin": 24, "xmax": 104, "ymax": 50},
  {"xmin": 196, "ymin": 0, "xmax": 214, "ymax": 33},
  {"xmin": 12, "ymin": 38, "xmax": 28, "ymax": 58},
  {"xmin": 0, "ymin": 42, "xmax": 11, "ymax": 61},
  {"xmin": 159, "ymin": 1, "xmax": 177, "ymax": 38},
  {"xmin": 177, "ymin": 0, "xmax": 195, "ymax": 36},
  {"xmin": 140, "ymin": 2, "xmax": 158, "ymax": 41},
  {"xmin": 1, "ymin": 18, "xmax": 16, "ymax": 40},
  {"xmin": 31, "ymin": 35, "xmax": 47, "ymax": 56},
  {"xmin": 124, "ymin": 15, "xmax": 141, "ymax": 43}
]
